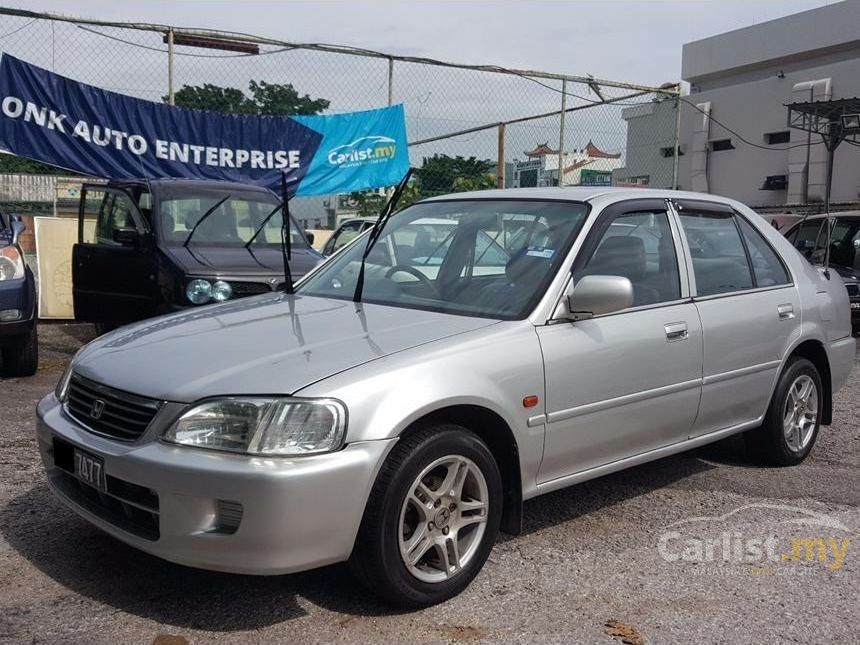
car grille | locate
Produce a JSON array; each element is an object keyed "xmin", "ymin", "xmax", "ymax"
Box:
[
  {"xmin": 66, "ymin": 374, "xmax": 161, "ymax": 442},
  {"xmin": 51, "ymin": 437, "xmax": 160, "ymax": 541},
  {"xmin": 846, "ymin": 283, "xmax": 859, "ymax": 298},
  {"xmin": 231, "ymin": 280, "xmax": 278, "ymax": 297}
]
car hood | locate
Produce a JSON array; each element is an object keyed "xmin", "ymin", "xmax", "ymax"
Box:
[
  {"xmin": 829, "ymin": 263, "xmax": 860, "ymax": 283},
  {"xmin": 73, "ymin": 294, "xmax": 499, "ymax": 402},
  {"xmin": 161, "ymin": 244, "xmax": 322, "ymax": 278}
]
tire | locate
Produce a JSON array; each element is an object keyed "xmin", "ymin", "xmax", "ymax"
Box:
[
  {"xmin": 1, "ymin": 325, "xmax": 38, "ymax": 377},
  {"xmin": 93, "ymin": 322, "xmax": 117, "ymax": 336},
  {"xmin": 350, "ymin": 424, "xmax": 502, "ymax": 607},
  {"xmin": 744, "ymin": 357, "xmax": 822, "ymax": 466}
]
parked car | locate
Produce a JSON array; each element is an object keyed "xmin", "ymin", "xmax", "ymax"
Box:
[
  {"xmin": 38, "ymin": 188, "xmax": 854, "ymax": 607},
  {"xmin": 0, "ymin": 210, "xmax": 37, "ymax": 376},
  {"xmin": 783, "ymin": 212, "xmax": 860, "ymax": 335},
  {"xmin": 73, "ymin": 178, "xmax": 323, "ymax": 332},
  {"xmin": 321, "ymin": 216, "xmax": 378, "ymax": 255}
]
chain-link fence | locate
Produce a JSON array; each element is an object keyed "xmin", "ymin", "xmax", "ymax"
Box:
[{"xmin": 0, "ymin": 8, "xmax": 681, "ymax": 228}]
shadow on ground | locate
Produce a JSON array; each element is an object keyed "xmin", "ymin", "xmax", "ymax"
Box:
[{"xmin": 2, "ymin": 439, "xmax": 752, "ymax": 630}]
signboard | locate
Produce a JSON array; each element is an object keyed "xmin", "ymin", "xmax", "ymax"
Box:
[
  {"xmin": 0, "ymin": 54, "xmax": 409, "ymax": 196},
  {"xmin": 579, "ymin": 168, "xmax": 613, "ymax": 186},
  {"xmin": 34, "ymin": 216, "xmax": 94, "ymax": 319}
]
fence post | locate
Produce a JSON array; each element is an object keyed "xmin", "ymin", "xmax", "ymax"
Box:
[
  {"xmin": 672, "ymin": 90, "xmax": 682, "ymax": 189},
  {"xmin": 387, "ymin": 57, "xmax": 394, "ymax": 105},
  {"xmin": 558, "ymin": 79, "xmax": 567, "ymax": 187},
  {"xmin": 497, "ymin": 123, "xmax": 506, "ymax": 189},
  {"xmin": 167, "ymin": 28, "xmax": 175, "ymax": 105}
]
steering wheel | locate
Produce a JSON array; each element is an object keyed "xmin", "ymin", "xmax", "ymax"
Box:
[{"xmin": 384, "ymin": 264, "xmax": 437, "ymax": 295}]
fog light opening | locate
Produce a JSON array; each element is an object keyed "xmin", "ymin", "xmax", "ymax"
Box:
[
  {"xmin": 213, "ymin": 499, "xmax": 243, "ymax": 534},
  {"xmin": 0, "ymin": 308, "xmax": 21, "ymax": 322}
]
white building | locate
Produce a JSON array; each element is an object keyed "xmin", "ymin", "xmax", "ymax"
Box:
[{"xmin": 677, "ymin": 0, "xmax": 860, "ymax": 207}]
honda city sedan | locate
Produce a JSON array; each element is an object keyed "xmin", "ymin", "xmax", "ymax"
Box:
[{"xmin": 37, "ymin": 187, "xmax": 855, "ymax": 607}]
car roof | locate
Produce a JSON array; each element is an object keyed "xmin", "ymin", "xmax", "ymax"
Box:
[
  {"xmin": 107, "ymin": 178, "xmax": 274, "ymax": 193},
  {"xmin": 418, "ymin": 186, "xmax": 742, "ymax": 207},
  {"xmin": 785, "ymin": 211, "xmax": 860, "ymax": 222}
]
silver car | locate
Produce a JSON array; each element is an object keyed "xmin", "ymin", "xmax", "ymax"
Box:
[{"xmin": 37, "ymin": 188, "xmax": 855, "ymax": 607}]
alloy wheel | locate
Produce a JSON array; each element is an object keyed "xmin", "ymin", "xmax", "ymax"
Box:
[{"xmin": 398, "ymin": 454, "xmax": 489, "ymax": 583}]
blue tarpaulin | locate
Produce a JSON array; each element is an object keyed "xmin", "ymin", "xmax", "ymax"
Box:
[{"xmin": 0, "ymin": 54, "xmax": 410, "ymax": 196}]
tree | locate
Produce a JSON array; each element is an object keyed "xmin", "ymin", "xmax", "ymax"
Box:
[
  {"xmin": 414, "ymin": 154, "xmax": 494, "ymax": 195},
  {"xmin": 0, "ymin": 154, "xmax": 75, "ymax": 175},
  {"xmin": 167, "ymin": 81, "xmax": 330, "ymax": 116}
]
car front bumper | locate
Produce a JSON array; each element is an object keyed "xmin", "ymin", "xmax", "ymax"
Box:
[
  {"xmin": 0, "ymin": 271, "xmax": 36, "ymax": 343},
  {"xmin": 36, "ymin": 394, "xmax": 395, "ymax": 575}
]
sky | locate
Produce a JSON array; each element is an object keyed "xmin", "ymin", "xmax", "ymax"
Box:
[{"xmin": 0, "ymin": 0, "xmax": 838, "ymax": 86}]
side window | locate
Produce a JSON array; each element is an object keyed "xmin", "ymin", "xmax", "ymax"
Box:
[
  {"xmin": 95, "ymin": 192, "xmax": 136, "ymax": 246},
  {"xmin": 736, "ymin": 217, "xmax": 790, "ymax": 287},
  {"xmin": 332, "ymin": 221, "xmax": 363, "ymax": 253},
  {"xmin": 579, "ymin": 210, "xmax": 681, "ymax": 307},
  {"xmin": 788, "ymin": 221, "xmax": 823, "ymax": 259},
  {"xmin": 678, "ymin": 211, "xmax": 753, "ymax": 296}
]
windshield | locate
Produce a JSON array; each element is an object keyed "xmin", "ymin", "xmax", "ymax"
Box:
[
  {"xmin": 298, "ymin": 199, "xmax": 588, "ymax": 319},
  {"xmin": 157, "ymin": 190, "xmax": 308, "ymax": 247},
  {"xmin": 789, "ymin": 217, "xmax": 860, "ymax": 270}
]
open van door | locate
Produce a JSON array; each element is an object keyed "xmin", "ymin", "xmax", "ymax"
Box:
[{"xmin": 72, "ymin": 184, "xmax": 158, "ymax": 326}]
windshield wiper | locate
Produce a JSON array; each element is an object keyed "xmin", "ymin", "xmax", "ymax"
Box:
[
  {"xmin": 244, "ymin": 200, "xmax": 285, "ymax": 249},
  {"xmin": 280, "ymin": 173, "xmax": 294, "ymax": 294},
  {"xmin": 352, "ymin": 168, "xmax": 414, "ymax": 303},
  {"xmin": 183, "ymin": 194, "xmax": 231, "ymax": 248}
]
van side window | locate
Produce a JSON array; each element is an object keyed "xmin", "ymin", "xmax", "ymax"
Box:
[
  {"xmin": 788, "ymin": 221, "xmax": 823, "ymax": 259},
  {"xmin": 578, "ymin": 210, "xmax": 681, "ymax": 306},
  {"xmin": 95, "ymin": 192, "xmax": 136, "ymax": 246},
  {"xmin": 736, "ymin": 217, "xmax": 791, "ymax": 286},
  {"xmin": 678, "ymin": 211, "xmax": 753, "ymax": 296}
]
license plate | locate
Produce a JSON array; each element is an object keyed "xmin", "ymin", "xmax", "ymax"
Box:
[{"xmin": 74, "ymin": 448, "xmax": 106, "ymax": 493}]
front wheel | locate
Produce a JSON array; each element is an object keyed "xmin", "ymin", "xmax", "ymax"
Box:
[
  {"xmin": 350, "ymin": 425, "xmax": 502, "ymax": 607},
  {"xmin": 744, "ymin": 357, "xmax": 822, "ymax": 466}
]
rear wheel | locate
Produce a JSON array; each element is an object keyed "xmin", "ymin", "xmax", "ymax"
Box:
[
  {"xmin": 1, "ymin": 325, "xmax": 38, "ymax": 377},
  {"xmin": 350, "ymin": 425, "xmax": 502, "ymax": 607},
  {"xmin": 744, "ymin": 357, "xmax": 822, "ymax": 466}
]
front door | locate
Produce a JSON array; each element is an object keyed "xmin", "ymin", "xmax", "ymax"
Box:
[
  {"xmin": 673, "ymin": 199, "xmax": 800, "ymax": 436},
  {"xmin": 537, "ymin": 199, "xmax": 703, "ymax": 484},
  {"xmin": 72, "ymin": 185, "xmax": 157, "ymax": 325}
]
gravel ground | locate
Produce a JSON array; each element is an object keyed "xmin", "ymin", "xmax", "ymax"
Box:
[{"xmin": 1, "ymin": 324, "xmax": 857, "ymax": 645}]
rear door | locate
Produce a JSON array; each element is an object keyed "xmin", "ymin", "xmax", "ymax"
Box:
[
  {"xmin": 72, "ymin": 185, "xmax": 157, "ymax": 324},
  {"xmin": 674, "ymin": 199, "xmax": 799, "ymax": 437}
]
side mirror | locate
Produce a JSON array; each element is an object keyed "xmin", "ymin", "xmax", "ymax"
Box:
[
  {"xmin": 557, "ymin": 275, "xmax": 634, "ymax": 321},
  {"xmin": 9, "ymin": 215, "xmax": 25, "ymax": 246},
  {"xmin": 304, "ymin": 230, "xmax": 315, "ymax": 246},
  {"xmin": 112, "ymin": 227, "xmax": 141, "ymax": 247}
]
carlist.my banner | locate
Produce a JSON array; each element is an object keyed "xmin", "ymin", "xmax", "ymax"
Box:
[{"xmin": 0, "ymin": 54, "xmax": 409, "ymax": 196}]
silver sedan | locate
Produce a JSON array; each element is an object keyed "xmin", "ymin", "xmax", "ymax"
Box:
[{"xmin": 37, "ymin": 187, "xmax": 855, "ymax": 607}]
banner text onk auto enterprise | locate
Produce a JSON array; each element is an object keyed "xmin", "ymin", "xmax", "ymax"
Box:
[{"xmin": 1, "ymin": 96, "xmax": 301, "ymax": 171}]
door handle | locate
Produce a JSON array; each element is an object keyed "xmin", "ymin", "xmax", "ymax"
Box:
[
  {"xmin": 664, "ymin": 322, "xmax": 688, "ymax": 342},
  {"xmin": 777, "ymin": 303, "xmax": 795, "ymax": 320}
]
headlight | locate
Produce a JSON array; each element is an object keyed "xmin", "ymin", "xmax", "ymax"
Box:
[
  {"xmin": 163, "ymin": 397, "xmax": 347, "ymax": 456},
  {"xmin": 55, "ymin": 358, "xmax": 75, "ymax": 402},
  {"xmin": 186, "ymin": 279, "xmax": 212, "ymax": 305},
  {"xmin": 211, "ymin": 280, "xmax": 232, "ymax": 303},
  {"xmin": 0, "ymin": 245, "xmax": 25, "ymax": 281}
]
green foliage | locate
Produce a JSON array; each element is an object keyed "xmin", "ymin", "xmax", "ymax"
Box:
[
  {"xmin": 347, "ymin": 190, "xmax": 388, "ymax": 217},
  {"xmin": 0, "ymin": 154, "xmax": 74, "ymax": 175},
  {"xmin": 414, "ymin": 154, "xmax": 494, "ymax": 194},
  {"xmin": 167, "ymin": 81, "xmax": 330, "ymax": 116}
]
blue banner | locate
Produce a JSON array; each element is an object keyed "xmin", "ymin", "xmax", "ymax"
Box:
[{"xmin": 0, "ymin": 54, "xmax": 409, "ymax": 196}]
